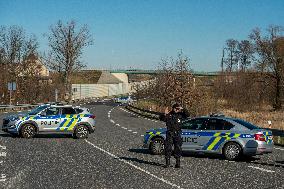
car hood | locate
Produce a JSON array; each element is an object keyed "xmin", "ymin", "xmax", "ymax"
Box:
[
  {"xmin": 147, "ymin": 127, "xmax": 167, "ymax": 134},
  {"xmin": 5, "ymin": 113, "xmax": 27, "ymax": 120}
]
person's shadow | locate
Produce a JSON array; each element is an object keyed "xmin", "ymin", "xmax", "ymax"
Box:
[
  {"xmin": 119, "ymin": 156, "xmax": 164, "ymax": 167},
  {"xmin": 125, "ymin": 148, "xmax": 164, "ymax": 167}
]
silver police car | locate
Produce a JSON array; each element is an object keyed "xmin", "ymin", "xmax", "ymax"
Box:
[
  {"xmin": 2, "ymin": 104, "xmax": 96, "ymax": 139},
  {"xmin": 143, "ymin": 116, "xmax": 273, "ymax": 160}
]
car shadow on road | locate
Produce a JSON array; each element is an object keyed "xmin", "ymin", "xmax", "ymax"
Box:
[
  {"xmin": 119, "ymin": 156, "xmax": 164, "ymax": 167},
  {"xmin": 0, "ymin": 133, "xmax": 18, "ymax": 138},
  {"xmin": 0, "ymin": 133, "xmax": 73, "ymax": 139},
  {"xmin": 33, "ymin": 134, "xmax": 73, "ymax": 139},
  {"xmin": 245, "ymin": 160, "xmax": 284, "ymax": 169}
]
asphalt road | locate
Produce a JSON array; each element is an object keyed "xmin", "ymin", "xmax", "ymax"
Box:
[{"xmin": 0, "ymin": 101, "xmax": 283, "ymax": 189}]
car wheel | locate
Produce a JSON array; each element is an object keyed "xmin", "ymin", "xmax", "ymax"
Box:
[
  {"xmin": 223, "ymin": 142, "xmax": 242, "ymax": 161},
  {"xmin": 150, "ymin": 138, "xmax": 165, "ymax": 155},
  {"xmin": 21, "ymin": 124, "xmax": 36, "ymax": 139},
  {"xmin": 74, "ymin": 125, "xmax": 89, "ymax": 139}
]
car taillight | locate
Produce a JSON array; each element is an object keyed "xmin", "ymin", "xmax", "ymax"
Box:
[
  {"xmin": 89, "ymin": 115, "xmax": 96, "ymax": 119},
  {"xmin": 254, "ymin": 133, "xmax": 266, "ymax": 141}
]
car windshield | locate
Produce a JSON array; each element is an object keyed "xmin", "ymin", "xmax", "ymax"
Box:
[
  {"xmin": 233, "ymin": 119, "xmax": 260, "ymax": 130},
  {"xmin": 28, "ymin": 105, "xmax": 49, "ymax": 115}
]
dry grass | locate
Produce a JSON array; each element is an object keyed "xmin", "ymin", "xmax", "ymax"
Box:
[{"xmin": 221, "ymin": 109, "xmax": 284, "ymax": 130}]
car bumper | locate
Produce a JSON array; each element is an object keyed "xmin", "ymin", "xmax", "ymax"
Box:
[
  {"xmin": 255, "ymin": 140, "xmax": 273, "ymax": 154},
  {"xmin": 256, "ymin": 145, "xmax": 273, "ymax": 154},
  {"xmin": 143, "ymin": 134, "xmax": 151, "ymax": 148},
  {"xmin": 2, "ymin": 127, "xmax": 18, "ymax": 134}
]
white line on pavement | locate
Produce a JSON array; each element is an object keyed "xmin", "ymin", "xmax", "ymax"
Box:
[
  {"xmin": 0, "ymin": 152, "xmax": 6, "ymax": 157},
  {"xmin": 274, "ymin": 147, "xmax": 284, "ymax": 151},
  {"xmin": 140, "ymin": 134, "xmax": 144, "ymax": 137},
  {"xmin": 110, "ymin": 120, "xmax": 115, "ymax": 124},
  {"xmin": 121, "ymin": 127, "xmax": 127, "ymax": 130},
  {"xmin": 85, "ymin": 140, "xmax": 183, "ymax": 189},
  {"xmin": 3, "ymin": 112, "xmax": 8, "ymax": 114},
  {"xmin": 116, "ymin": 124, "xmax": 120, "ymax": 126},
  {"xmin": 128, "ymin": 130, "xmax": 132, "ymax": 132},
  {"xmin": 0, "ymin": 145, "xmax": 6, "ymax": 150},
  {"xmin": 0, "ymin": 174, "xmax": 6, "ymax": 182},
  {"xmin": 248, "ymin": 166, "xmax": 275, "ymax": 173},
  {"xmin": 132, "ymin": 132, "xmax": 138, "ymax": 134}
]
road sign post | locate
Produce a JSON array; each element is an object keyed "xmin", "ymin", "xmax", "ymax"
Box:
[
  {"xmin": 8, "ymin": 82, "xmax": 16, "ymax": 105},
  {"xmin": 55, "ymin": 89, "xmax": 58, "ymax": 102}
]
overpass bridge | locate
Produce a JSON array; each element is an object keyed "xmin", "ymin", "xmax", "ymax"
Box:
[{"xmin": 109, "ymin": 69, "xmax": 219, "ymax": 76}]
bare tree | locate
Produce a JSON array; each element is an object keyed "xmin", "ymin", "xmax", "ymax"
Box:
[
  {"xmin": 250, "ymin": 25, "xmax": 284, "ymax": 110},
  {"xmin": 46, "ymin": 20, "xmax": 94, "ymax": 99},
  {"xmin": 237, "ymin": 40, "xmax": 254, "ymax": 71},
  {"xmin": 224, "ymin": 39, "xmax": 239, "ymax": 72}
]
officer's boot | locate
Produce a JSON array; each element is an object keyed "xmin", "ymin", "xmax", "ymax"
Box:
[
  {"xmin": 164, "ymin": 158, "xmax": 170, "ymax": 168},
  {"xmin": 175, "ymin": 158, "xmax": 180, "ymax": 168}
]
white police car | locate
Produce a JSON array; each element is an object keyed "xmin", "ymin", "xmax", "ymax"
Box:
[{"xmin": 2, "ymin": 104, "xmax": 96, "ymax": 139}]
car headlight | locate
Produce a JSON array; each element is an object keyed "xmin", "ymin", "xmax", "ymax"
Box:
[{"xmin": 10, "ymin": 117, "xmax": 19, "ymax": 121}]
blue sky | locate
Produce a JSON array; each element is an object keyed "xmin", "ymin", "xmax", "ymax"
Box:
[{"xmin": 1, "ymin": 0, "xmax": 284, "ymax": 71}]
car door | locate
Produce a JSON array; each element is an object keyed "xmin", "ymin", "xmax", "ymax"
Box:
[
  {"xmin": 181, "ymin": 118, "xmax": 207, "ymax": 150},
  {"xmin": 199, "ymin": 118, "xmax": 234, "ymax": 151},
  {"xmin": 58, "ymin": 107, "xmax": 77, "ymax": 131},
  {"xmin": 37, "ymin": 107, "xmax": 61, "ymax": 131}
]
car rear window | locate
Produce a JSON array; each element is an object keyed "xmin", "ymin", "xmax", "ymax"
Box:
[{"xmin": 233, "ymin": 119, "xmax": 260, "ymax": 130}]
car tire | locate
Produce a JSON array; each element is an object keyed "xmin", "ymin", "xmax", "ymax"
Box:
[
  {"xmin": 223, "ymin": 142, "xmax": 242, "ymax": 161},
  {"xmin": 150, "ymin": 138, "xmax": 165, "ymax": 155},
  {"xmin": 20, "ymin": 124, "xmax": 36, "ymax": 139},
  {"xmin": 74, "ymin": 125, "xmax": 89, "ymax": 139}
]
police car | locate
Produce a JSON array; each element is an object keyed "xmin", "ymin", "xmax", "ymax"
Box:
[
  {"xmin": 143, "ymin": 116, "xmax": 274, "ymax": 160},
  {"xmin": 2, "ymin": 104, "xmax": 96, "ymax": 139},
  {"xmin": 114, "ymin": 96, "xmax": 133, "ymax": 104}
]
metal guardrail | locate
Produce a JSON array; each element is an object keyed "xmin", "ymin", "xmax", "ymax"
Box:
[
  {"xmin": 127, "ymin": 104, "xmax": 284, "ymax": 146},
  {"xmin": 0, "ymin": 104, "xmax": 39, "ymax": 112}
]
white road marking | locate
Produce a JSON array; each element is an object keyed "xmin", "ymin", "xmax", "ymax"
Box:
[
  {"xmin": 122, "ymin": 127, "xmax": 128, "ymax": 130},
  {"xmin": 0, "ymin": 145, "xmax": 6, "ymax": 150},
  {"xmin": 0, "ymin": 174, "xmax": 6, "ymax": 182},
  {"xmin": 4, "ymin": 112, "xmax": 8, "ymax": 114},
  {"xmin": 248, "ymin": 166, "xmax": 275, "ymax": 173},
  {"xmin": 128, "ymin": 130, "xmax": 132, "ymax": 132},
  {"xmin": 116, "ymin": 124, "xmax": 120, "ymax": 127},
  {"xmin": 140, "ymin": 134, "xmax": 144, "ymax": 136},
  {"xmin": 0, "ymin": 152, "xmax": 6, "ymax": 157},
  {"xmin": 110, "ymin": 120, "xmax": 115, "ymax": 124},
  {"xmin": 85, "ymin": 140, "xmax": 182, "ymax": 189},
  {"xmin": 274, "ymin": 147, "xmax": 284, "ymax": 151}
]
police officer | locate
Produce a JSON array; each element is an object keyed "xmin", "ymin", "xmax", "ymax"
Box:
[{"xmin": 160, "ymin": 103, "xmax": 190, "ymax": 168}]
